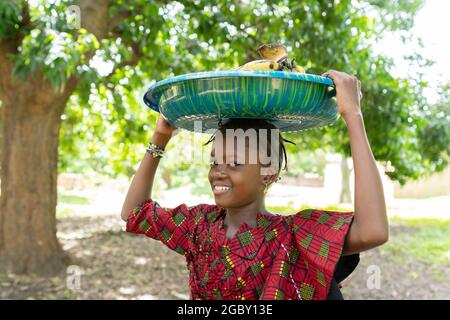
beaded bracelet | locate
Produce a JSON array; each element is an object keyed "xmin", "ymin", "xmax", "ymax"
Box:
[{"xmin": 146, "ymin": 142, "xmax": 165, "ymax": 158}]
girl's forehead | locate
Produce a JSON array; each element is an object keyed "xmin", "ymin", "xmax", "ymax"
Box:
[
  {"xmin": 209, "ymin": 128, "xmax": 280, "ymax": 173},
  {"xmin": 210, "ymin": 136, "xmax": 265, "ymax": 168},
  {"xmin": 210, "ymin": 135, "xmax": 258, "ymax": 157}
]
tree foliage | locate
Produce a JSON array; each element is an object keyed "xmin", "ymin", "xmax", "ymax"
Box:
[{"xmin": 1, "ymin": 0, "xmax": 448, "ymax": 186}]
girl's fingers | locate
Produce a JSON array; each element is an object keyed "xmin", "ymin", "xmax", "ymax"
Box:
[
  {"xmin": 322, "ymin": 69, "xmax": 339, "ymax": 79},
  {"xmin": 321, "ymin": 69, "xmax": 333, "ymax": 76}
]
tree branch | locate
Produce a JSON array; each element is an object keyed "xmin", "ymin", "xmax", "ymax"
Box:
[
  {"xmin": 0, "ymin": 0, "xmax": 32, "ymax": 53},
  {"xmin": 19, "ymin": 0, "xmax": 31, "ymax": 30},
  {"xmin": 108, "ymin": 10, "xmax": 132, "ymax": 33}
]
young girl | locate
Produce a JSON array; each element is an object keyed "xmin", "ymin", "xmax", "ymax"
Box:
[{"xmin": 121, "ymin": 70, "xmax": 389, "ymax": 300}]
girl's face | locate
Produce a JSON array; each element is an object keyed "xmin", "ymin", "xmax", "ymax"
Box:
[{"xmin": 208, "ymin": 131, "xmax": 277, "ymax": 209}]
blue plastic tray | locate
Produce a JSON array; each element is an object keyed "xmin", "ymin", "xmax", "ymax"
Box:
[{"xmin": 143, "ymin": 70, "xmax": 337, "ymax": 132}]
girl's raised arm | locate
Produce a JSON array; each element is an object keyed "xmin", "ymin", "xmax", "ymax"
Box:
[
  {"xmin": 322, "ymin": 70, "xmax": 389, "ymax": 255},
  {"xmin": 120, "ymin": 114, "xmax": 178, "ymax": 221}
]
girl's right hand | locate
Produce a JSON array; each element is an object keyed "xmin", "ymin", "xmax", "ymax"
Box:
[{"xmin": 155, "ymin": 113, "xmax": 178, "ymax": 137}]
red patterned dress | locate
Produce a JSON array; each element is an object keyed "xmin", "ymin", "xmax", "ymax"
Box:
[{"xmin": 125, "ymin": 199, "xmax": 356, "ymax": 300}]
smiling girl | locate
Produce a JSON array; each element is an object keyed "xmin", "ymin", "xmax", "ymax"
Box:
[{"xmin": 121, "ymin": 70, "xmax": 389, "ymax": 300}]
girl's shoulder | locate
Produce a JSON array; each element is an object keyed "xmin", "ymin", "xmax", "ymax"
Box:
[
  {"xmin": 281, "ymin": 208, "xmax": 354, "ymax": 229},
  {"xmin": 288, "ymin": 207, "xmax": 354, "ymax": 219}
]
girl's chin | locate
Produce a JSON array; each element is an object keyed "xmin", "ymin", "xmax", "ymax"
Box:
[{"xmin": 214, "ymin": 197, "xmax": 233, "ymax": 207}]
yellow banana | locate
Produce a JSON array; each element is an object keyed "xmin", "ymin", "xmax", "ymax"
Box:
[
  {"xmin": 292, "ymin": 65, "xmax": 305, "ymax": 73},
  {"xmin": 257, "ymin": 43, "xmax": 288, "ymax": 62},
  {"xmin": 238, "ymin": 59, "xmax": 281, "ymax": 71}
]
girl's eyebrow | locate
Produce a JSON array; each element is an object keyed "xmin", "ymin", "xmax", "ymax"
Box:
[
  {"xmin": 210, "ymin": 156, "xmax": 238, "ymax": 160},
  {"xmin": 209, "ymin": 154, "xmax": 241, "ymax": 161},
  {"xmin": 210, "ymin": 149, "xmax": 242, "ymax": 160}
]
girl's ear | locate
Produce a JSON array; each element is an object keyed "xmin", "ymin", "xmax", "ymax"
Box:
[
  {"xmin": 260, "ymin": 166, "xmax": 278, "ymax": 189},
  {"xmin": 260, "ymin": 165, "xmax": 277, "ymax": 176}
]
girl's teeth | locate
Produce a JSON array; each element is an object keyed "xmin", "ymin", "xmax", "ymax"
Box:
[{"xmin": 215, "ymin": 186, "xmax": 230, "ymax": 191}]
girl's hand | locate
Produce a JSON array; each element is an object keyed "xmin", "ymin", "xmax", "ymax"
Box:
[
  {"xmin": 321, "ymin": 70, "xmax": 363, "ymax": 122},
  {"xmin": 155, "ymin": 113, "xmax": 179, "ymax": 137}
]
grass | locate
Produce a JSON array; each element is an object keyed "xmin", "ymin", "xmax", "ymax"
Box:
[
  {"xmin": 56, "ymin": 193, "xmax": 89, "ymax": 218},
  {"xmin": 56, "ymin": 208, "xmax": 75, "ymax": 218},
  {"xmin": 267, "ymin": 204, "xmax": 348, "ymax": 215},
  {"xmin": 57, "ymin": 193, "xmax": 90, "ymax": 205},
  {"xmin": 383, "ymin": 217, "xmax": 450, "ymax": 266}
]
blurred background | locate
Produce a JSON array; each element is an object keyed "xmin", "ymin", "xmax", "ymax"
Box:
[{"xmin": 0, "ymin": 0, "xmax": 449, "ymax": 299}]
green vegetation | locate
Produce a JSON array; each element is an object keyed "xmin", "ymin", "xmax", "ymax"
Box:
[
  {"xmin": 267, "ymin": 204, "xmax": 349, "ymax": 215},
  {"xmin": 0, "ymin": 0, "xmax": 443, "ymax": 185},
  {"xmin": 56, "ymin": 193, "xmax": 89, "ymax": 218},
  {"xmin": 58, "ymin": 194, "xmax": 90, "ymax": 206},
  {"xmin": 56, "ymin": 208, "xmax": 75, "ymax": 218},
  {"xmin": 384, "ymin": 217, "xmax": 450, "ymax": 265}
]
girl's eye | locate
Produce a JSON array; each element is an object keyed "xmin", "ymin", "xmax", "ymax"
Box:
[
  {"xmin": 209, "ymin": 160, "xmax": 242, "ymax": 168},
  {"xmin": 228, "ymin": 161, "xmax": 242, "ymax": 167},
  {"xmin": 209, "ymin": 160, "xmax": 218, "ymax": 168}
]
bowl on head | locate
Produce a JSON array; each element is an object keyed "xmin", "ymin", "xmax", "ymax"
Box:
[{"xmin": 143, "ymin": 70, "xmax": 338, "ymax": 133}]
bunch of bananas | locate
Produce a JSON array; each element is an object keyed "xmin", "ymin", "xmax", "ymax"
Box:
[{"xmin": 237, "ymin": 43, "xmax": 305, "ymax": 73}]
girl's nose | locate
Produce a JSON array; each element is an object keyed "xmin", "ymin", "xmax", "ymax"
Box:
[{"xmin": 213, "ymin": 164, "xmax": 228, "ymax": 176}]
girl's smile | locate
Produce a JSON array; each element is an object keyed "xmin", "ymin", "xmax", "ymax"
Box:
[{"xmin": 212, "ymin": 184, "xmax": 232, "ymax": 195}]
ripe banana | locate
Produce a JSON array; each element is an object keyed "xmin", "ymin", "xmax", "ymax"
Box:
[
  {"xmin": 238, "ymin": 59, "xmax": 281, "ymax": 71},
  {"xmin": 292, "ymin": 65, "xmax": 305, "ymax": 73}
]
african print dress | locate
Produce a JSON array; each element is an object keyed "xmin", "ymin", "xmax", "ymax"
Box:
[{"xmin": 125, "ymin": 199, "xmax": 358, "ymax": 300}]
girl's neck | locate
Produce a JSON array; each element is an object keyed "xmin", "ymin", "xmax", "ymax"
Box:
[{"xmin": 224, "ymin": 201, "xmax": 268, "ymax": 229}]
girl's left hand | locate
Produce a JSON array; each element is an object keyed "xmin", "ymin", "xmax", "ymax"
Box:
[{"xmin": 321, "ymin": 70, "xmax": 363, "ymax": 122}]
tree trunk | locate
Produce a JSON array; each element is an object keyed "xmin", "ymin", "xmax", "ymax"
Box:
[
  {"xmin": 0, "ymin": 84, "xmax": 77, "ymax": 275},
  {"xmin": 339, "ymin": 154, "xmax": 352, "ymax": 204},
  {"xmin": 0, "ymin": 0, "xmax": 125, "ymax": 276}
]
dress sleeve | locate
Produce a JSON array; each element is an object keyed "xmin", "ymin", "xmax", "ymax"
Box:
[
  {"xmin": 291, "ymin": 208, "xmax": 358, "ymax": 299},
  {"xmin": 125, "ymin": 199, "xmax": 202, "ymax": 256}
]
